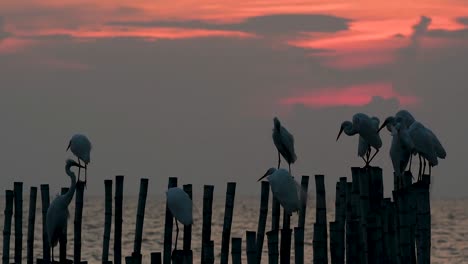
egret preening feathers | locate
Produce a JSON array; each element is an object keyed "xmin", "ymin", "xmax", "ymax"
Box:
[
  {"xmin": 272, "ymin": 117, "xmax": 297, "ymax": 173},
  {"xmin": 258, "ymin": 167, "xmax": 306, "ymax": 215},
  {"xmin": 337, "ymin": 113, "xmax": 383, "ymax": 167},
  {"xmin": 46, "ymin": 159, "xmax": 84, "ymax": 262},
  {"xmin": 66, "ymin": 134, "xmax": 92, "ymax": 184},
  {"xmin": 166, "ymin": 187, "xmax": 193, "ymax": 252}
]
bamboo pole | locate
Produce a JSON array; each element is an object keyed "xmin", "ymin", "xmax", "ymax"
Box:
[
  {"xmin": 114, "ymin": 175, "xmax": 124, "ymax": 264},
  {"xmin": 74, "ymin": 181, "xmax": 86, "ymax": 264},
  {"xmin": 14, "ymin": 182, "xmax": 23, "ymax": 264},
  {"xmin": 231, "ymin": 237, "xmax": 242, "ymax": 264},
  {"xmin": 256, "ymin": 181, "xmax": 270, "ymax": 264},
  {"xmin": 102, "ymin": 180, "xmax": 113, "ymax": 263},
  {"xmin": 40, "ymin": 184, "xmax": 51, "ymax": 262},
  {"xmin": 298, "ymin": 175, "xmax": 309, "ymax": 228},
  {"xmin": 26, "ymin": 187, "xmax": 37, "ymax": 264},
  {"xmin": 203, "ymin": 240, "xmax": 215, "ymax": 264},
  {"xmin": 329, "ymin": 221, "xmax": 338, "ymax": 264},
  {"xmin": 201, "ymin": 185, "xmax": 214, "ymax": 264},
  {"xmin": 280, "ymin": 211, "xmax": 291, "ymax": 264},
  {"xmin": 271, "ymin": 197, "xmax": 280, "ymax": 231},
  {"xmin": 3, "ymin": 190, "xmax": 14, "ymax": 264},
  {"xmin": 246, "ymin": 231, "xmax": 257, "ymax": 264},
  {"xmin": 357, "ymin": 168, "xmax": 369, "ymax": 264},
  {"xmin": 294, "ymin": 227, "xmax": 304, "ymax": 264},
  {"xmin": 220, "ymin": 182, "xmax": 236, "ymax": 264},
  {"xmin": 163, "ymin": 177, "xmax": 177, "ymax": 264},
  {"xmin": 367, "ymin": 214, "xmax": 384, "ymax": 263},
  {"xmin": 266, "ymin": 230, "xmax": 279, "ymax": 264},
  {"xmin": 393, "ymin": 189, "xmax": 411, "ymax": 264},
  {"xmin": 336, "ymin": 177, "xmax": 347, "ymax": 264},
  {"xmin": 59, "ymin": 187, "xmax": 69, "ymax": 263},
  {"xmin": 151, "ymin": 252, "xmax": 162, "ymax": 264},
  {"xmin": 182, "ymin": 184, "xmax": 193, "ymax": 252},
  {"xmin": 133, "ymin": 178, "xmax": 149, "ymax": 262},
  {"xmin": 416, "ymin": 175, "xmax": 431, "ymax": 264},
  {"xmin": 313, "ymin": 175, "xmax": 327, "ymax": 264}
]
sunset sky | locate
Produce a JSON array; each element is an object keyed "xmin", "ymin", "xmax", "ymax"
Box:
[{"xmin": 1, "ymin": 0, "xmax": 467, "ymax": 197}]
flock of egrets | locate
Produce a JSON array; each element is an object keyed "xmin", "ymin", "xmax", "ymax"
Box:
[{"xmin": 44, "ymin": 109, "xmax": 446, "ymax": 261}]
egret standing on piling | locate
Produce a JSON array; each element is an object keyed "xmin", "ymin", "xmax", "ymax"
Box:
[
  {"xmin": 257, "ymin": 168, "xmax": 305, "ymax": 215},
  {"xmin": 46, "ymin": 159, "xmax": 84, "ymax": 262},
  {"xmin": 336, "ymin": 113, "xmax": 383, "ymax": 166},
  {"xmin": 166, "ymin": 187, "xmax": 193, "ymax": 252},
  {"xmin": 272, "ymin": 117, "xmax": 297, "ymax": 173},
  {"xmin": 66, "ymin": 134, "xmax": 92, "ymax": 184}
]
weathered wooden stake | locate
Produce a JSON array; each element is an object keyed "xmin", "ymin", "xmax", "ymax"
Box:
[
  {"xmin": 132, "ymin": 178, "xmax": 149, "ymax": 263},
  {"xmin": 416, "ymin": 175, "xmax": 431, "ymax": 264},
  {"xmin": 40, "ymin": 184, "xmax": 51, "ymax": 262},
  {"xmin": 14, "ymin": 182, "xmax": 23, "ymax": 264},
  {"xmin": 335, "ymin": 177, "xmax": 347, "ymax": 264},
  {"xmin": 266, "ymin": 230, "xmax": 279, "ymax": 264},
  {"xmin": 203, "ymin": 240, "xmax": 215, "ymax": 264},
  {"xmin": 246, "ymin": 231, "xmax": 257, "ymax": 264},
  {"xmin": 102, "ymin": 179, "xmax": 113, "ymax": 263},
  {"xmin": 59, "ymin": 187, "xmax": 69, "ymax": 263},
  {"xmin": 393, "ymin": 188, "xmax": 411, "ymax": 264},
  {"xmin": 313, "ymin": 175, "xmax": 327, "ymax": 264},
  {"xmin": 358, "ymin": 168, "xmax": 369, "ymax": 264},
  {"xmin": 294, "ymin": 227, "xmax": 304, "ymax": 264},
  {"xmin": 231, "ymin": 237, "xmax": 242, "ymax": 264},
  {"xmin": 163, "ymin": 177, "xmax": 177, "ymax": 264},
  {"xmin": 3, "ymin": 190, "xmax": 14, "ymax": 264},
  {"xmin": 280, "ymin": 213, "xmax": 292, "ymax": 264},
  {"xmin": 74, "ymin": 181, "xmax": 86, "ymax": 264},
  {"xmin": 182, "ymin": 184, "xmax": 193, "ymax": 252},
  {"xmin": 271, "ymin": 197, "xmax": 280, "ymax": 231},
  {"xmin": 201, "ymin": 185, "xmax": 214, "ymax": 264},
  {"xmin": 256, "ymin": 181, "xmax": 270, "ymax": 264},
  {"xmin": 150, "ymin": 252, "xmax": 162, "ymax": 264},
  {"xmin": 114, "ymin": 175, "xmax": 124, "ymax": 264},
  {"xmin": 298, "ymin": 175, "xmax": 309, "ymax": 228},
  {"xmin": 26, "ymin": 187, "xmax": 37, "ymax": 264},
  {"xmin": 220, "ymin": 182, "xmax": 236, "ymax": 264}
]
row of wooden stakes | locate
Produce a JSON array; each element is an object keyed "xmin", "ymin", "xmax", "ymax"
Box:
[{"xmin": 2, "ymin": 166, "xmax": 431, "ymax": 264}]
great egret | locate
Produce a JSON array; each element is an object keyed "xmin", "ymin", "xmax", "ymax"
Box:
[
  {"xmin": 46, "ymin": 159, "xmax": 84, "ymax": 262},
  {"xmin": 66, "ymin": 134, "xmax": 92, "ymax": 184},
  {"xmin": 166, "ymin": 187, "xmax": 193, "ymax": 251},
  {"xmin": 257, "ymin": 168, "xmax": 306, "ymax": 215},
  {"xmin": 389, "ymin": 123, "xmax": 413, "ymax": 186},
  {"xmin": 337, "ymin": 113, "xmax": 383, "ymax": 166},
  {"xmin": 272, "ymin": 117, "xmax": 297, "ymax": 173}
]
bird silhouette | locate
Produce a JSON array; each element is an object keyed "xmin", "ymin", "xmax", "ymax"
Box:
[
  {"xmin": 66, "ymin": 134, "xmax": 92, "ymax": 184},
  {"xmin": 166, "ymin": 187, "xmax": 193, "ymax": 253},
  {"xmin": 46, "ymin": 159, "xmax": 84, "ymax": 262},
  {"xmin": 337, "ymin": 113, "xmax": 383, "ymax": 166},
  {"xmin": 272, "ymin": 117, "xmax": 297, "ymax": 174},
  {"xmin": 258, "ymin": 167, "xmax": 306, "ymax": 215}
]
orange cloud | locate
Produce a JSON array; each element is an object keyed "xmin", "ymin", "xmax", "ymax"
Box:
[{"xmin": 279, "ymin": 83, "xmax": 419, "ymax": 108}]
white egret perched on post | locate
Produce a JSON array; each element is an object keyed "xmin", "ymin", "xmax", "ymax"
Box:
[
  {"xmin": 336, "ymin": 113, "xmax": 383, "ymax": 166},
  {"xmin": 257, "ymin": 167, "xmax": 306, "ymax": 215},
  {"xmin": 46, "ymin": 159, "xmax": 84, "ymax": 262},
  {"xmin": 272, "ymin": 117, "xmax": 297, "ymax": 173},
  {"xmin": 66, "ymin": 134, "xmax": 92, "ymax": 184},
  {"xmin": 166, "ymin": 187, "xmax": 193, "ymax": 252}
]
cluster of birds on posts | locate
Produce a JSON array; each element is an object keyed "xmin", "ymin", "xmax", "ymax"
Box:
[{"xmin": 43, "ymin": 109, "xmax": 446, "ymax": 261}]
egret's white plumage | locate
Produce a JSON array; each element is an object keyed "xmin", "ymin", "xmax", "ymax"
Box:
[
  {"xmin": 166, "ymin": 187, "xmax": 193, "ymax": 251},
  {"xmin": 46, "ymin": 159, "xmax": 84, "ymax": 261},
  {"xmin": 67, "ymin": 134, "xmax": 92, "ymax": 183},
  {"xmin": 337, "ymin": 113, "xmax": 383, "ymax": 166},
  {"xmin": 258, "ymin": 168, "xmax": 306, "ymax": 215},
  {"xmin": 272, "ymin": 117, "xmax": 297, "ymax": 173},
  {"xmin": 388, "ymin": 123, "xmax": 413, "ymax": 186}
]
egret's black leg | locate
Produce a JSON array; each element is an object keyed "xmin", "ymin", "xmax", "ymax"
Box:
[
  {"xmin": 362, "ymin": 156, "xmax": 367, "ymax": 165},
  {"xmin": 288, "ymin": 163, "xmax": 291, "ymax": 174},
  {"xmin": 422, "ymin": 159, "xmax": 427, "ymax": 181},
  {"xmin": 174, "ymin": 218, "xmax": 179, "ymax": 250},
  {"xmin": 368, "ymin": 148, "xmax": 380, "ymax": 164},
  {"xmin": 77, "ymin": 159, "xmax": 82, "ymax": 182},
  {"xmin": 84, "ymin": 163, "xmax": 87, "ymax": 187},
  {"xmin": 52, "ymin": 247, "xmax": 54, "ymax": 263},
  {"xmin": 418, "ymin": 154, "xmax": 422, "ymax": 180},
  {"xmin": 277, "ymin": 151, "xmax": 281, "ymax": 169}
]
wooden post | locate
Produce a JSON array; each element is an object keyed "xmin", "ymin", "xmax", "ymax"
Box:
[
  {"xmin": 115, "ymin": 175, "xmax": 124, "ymax": 264},
  {"xmin": 358, "ymin": 168, "xmax": 370, "ymax": 264},
  {"xmin": 102, "ymin": 180, "xmax": 113, "ymax": 263},
  {"xmin": 231, "ymin": 237, "xmax": 242, "ymax": 264},
  {"xmin": 393, "ymin": 188, "xmax": 411, "ymax": 264},
  {"xmin": 313, "ymin": 175, "xmax": 327, "ymax": 264},
  {"xmin": 266, "ymin": 230, "xmax": 279, "ymax": 264},
  {"xmin": 163, "ymin": 177, "xmax": 177, "ymax": 264},
  {"xmin": 59, "ymin": 187, "xmax": 69, "ymax": 263},
  {"xmin": 40, "ymin": 184, "xmax": 51, "ymax": 263},
  {"xmin": 271, "ymin": 197, "xmax": 280, "ymax": 231},
  {"xmin": 26, "ymin": 187, "xmax": 37, "ymax": 264},
  {"xmin": 298, "ymin": 175, "xmax": 309, "ymax": 228},
  {"xmin": 367, "ymin": 214, "xmax": 384, "ymax": 263},
  {"xmin": 3, "ymin": 190, "xmax": 14, "ymax": 264},
  {"xmin": 182, "ymin": 184, "xmax": 193, "ymax": 252},
  {"xmin": 335, "ymin": 177, "xmax": 347, "ymax": 264},
  {"xmin": 329, "ymin": 221, "xmax": 338, "ymax": 264},
  {"xmin": 203, "ymin": 240, "xmax": 215, "ymax": 264},
  {"xmin": 416, "ymin": 175, "xmax": 431, "ymax": 264},
  {"xmin": 220, "ymin": 182, "xmax": 236, "ymax": 264},
  {"xmin": 294, "ymin": 227, "xmax": 304, "ymax": 264},
  {"xmin": 256, "ymin": 181, "xmax": 270, "ymax": 264},
  {"xmin": 74, "ymin": 181, "xmax": 86, "ymax": 264},
  {"xmin": 280, "ymin": 214, "xmax": 292, "ymax": 264},
  {"xmin": 246, "ymin": 231, "xmax": 257, "ymax": 264},
  {"xmin": 133, "ymin": 178, "xmax": 149, "ymax": 262},
  {"xmin": 369, "ymin": 167, "xmax": 383, "ymax": 211},
  {"xmin": 201, "ymin": 185, "xmax": 214, "ymax": 264},
  {"xmin": 14, "ymin": 182, "xmax": 23, "ymax": 264},
  {"xmin": 151, "ymin": 252, "xmax": 162, "ymax": 264}
]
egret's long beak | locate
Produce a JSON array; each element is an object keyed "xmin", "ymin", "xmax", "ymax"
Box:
[
  {"xmin": 378, "ymin": 119, "xmax": 389, "ymax": 132},
  {"xmin": 336, "ymin": 127, "xmax": 344, "ymax": 141},
  {"xmin": 66, "ymin": 141, "xmax": 71, "ymax": 151},
  {"xmin": 257, "ymin": 171, "xmax": 269, "ymax": 182}
]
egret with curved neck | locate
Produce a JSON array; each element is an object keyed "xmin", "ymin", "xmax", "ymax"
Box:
[{"xmin": 272, "ymin": 117, "xmax": 297, "ymax": 173}]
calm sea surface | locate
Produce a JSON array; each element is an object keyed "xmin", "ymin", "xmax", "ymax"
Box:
[{"xmin": 0, "ymin": 196, "xmax": 467, "ymax": 263}]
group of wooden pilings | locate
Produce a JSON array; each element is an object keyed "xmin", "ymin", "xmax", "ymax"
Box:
[{"xmin": 2, "ymin": 167, "xmax": 431, "ymax": 264}]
